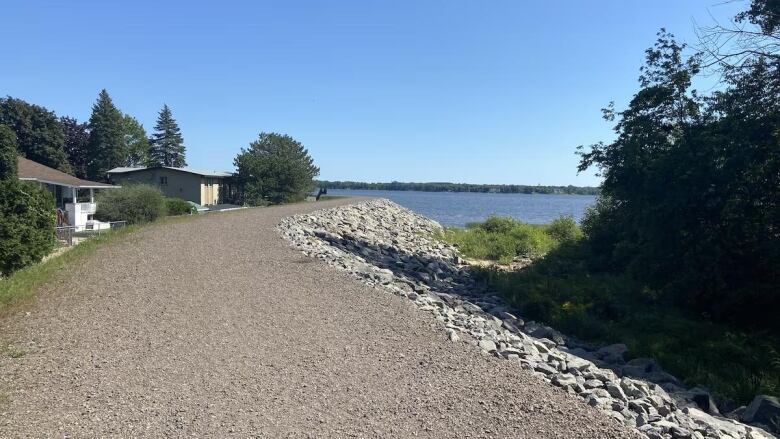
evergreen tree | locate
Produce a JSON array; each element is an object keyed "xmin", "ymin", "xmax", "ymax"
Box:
[
  {"xmin": 60, "ymin": 116, "xmax": 90, "ymax": 179},
  {"xmin": 234, "ymin": 132, "xmax": 319, "ymax": 205},
  {"xmin": 0, "ymin": 97, "xmax": 70, "ymax": 173},
  {"xmin": 86, "ymin": 90, "xmax": 124, "ymax": 181},
  {"xmin": 148, "ymin": 104, "xmax": 186, "ymax": 167},
  {"xmin": 121, "ymin": 114, "xmax": 149, "ymax": 167},
  {"xmin": 0, "ymin": 125, "xmax": 18, "ymax": 180}
]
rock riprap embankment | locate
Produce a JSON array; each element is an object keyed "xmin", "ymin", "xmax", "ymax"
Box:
[{"xmin": 278, "ymin": 199, "xmax": 778, "ymax": 439}]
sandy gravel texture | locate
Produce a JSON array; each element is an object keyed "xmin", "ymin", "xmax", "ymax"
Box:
[{"xmin": 0, "ymin": 199, "xmax": 634, "ymax": 438}]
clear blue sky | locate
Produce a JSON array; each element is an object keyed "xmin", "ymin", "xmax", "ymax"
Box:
[{"xmin": 2, "ymin": 1, "xmax": 743, "ymax": 186}]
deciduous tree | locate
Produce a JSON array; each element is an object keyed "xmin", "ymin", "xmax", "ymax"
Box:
[
  {"xmin": 0, "ymin": 97, "xmax": 70, "ymax": 173},
  {"xmin": 121, "ymin": 114, "xmax": 149, "ymax": 167},
  {"xmin": 60, "ymin": 116, "xmax": 89, "ymax": 179}
]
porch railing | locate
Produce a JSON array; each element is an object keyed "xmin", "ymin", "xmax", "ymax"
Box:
[{"xmin": 55, "ymin": 221, "xmax": 127, "ymax": 246}]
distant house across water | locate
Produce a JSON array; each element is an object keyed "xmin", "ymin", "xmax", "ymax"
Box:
[{"xmin": 106, "ymin": 166, "xmax": 239, "ymax": 206}]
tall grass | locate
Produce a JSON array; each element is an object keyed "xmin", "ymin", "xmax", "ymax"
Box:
[{"xmin": 438, "ymin": 215, "xmax": 780, "ymax": 405}]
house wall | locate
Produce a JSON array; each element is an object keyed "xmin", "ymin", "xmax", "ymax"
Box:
[
  {"xmin": 200, "ymin": 177, "xmax": 222, "ymax": 205},
  {"xmin": 108, "ymin": 169, "xmax": 211, "ymax": 204}
]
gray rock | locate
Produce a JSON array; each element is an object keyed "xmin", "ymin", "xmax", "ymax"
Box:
[
  {"xmin": 606, "ymin": 381, "xmax": 628, "ymax": 402},
  {"xmin": 534, "ymin": 362, "xmax": 558, "ymax": 376},
  {"xmin": 552, "ymin": 373, "xmax": 578, "ymax": 389},
  {"xmin": 743, "ymin": 395, "xmax": 780, "ymax": 431},
  {"xmin": 597, "ymin": 343, "xmax": 627, "ymax": 364},
  {"xmin": 280, "ymin": 200, "xmax": 776, "ymax": 439},
  {"xmin": 584, "ymin": 379, "xmax": 604, "ymax": 389},
  {"xmin": 478, "ymin": 339, "xmax": 497, "ymax": 352},
  {"xmin": 681, "ymin": 387, "xmax": 721, "ymax": 416}
]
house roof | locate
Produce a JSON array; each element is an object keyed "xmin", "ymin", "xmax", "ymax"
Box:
[
  {"xmin": 17, "ymin": 157, "xmax": 118, "ymax": 189},
  {"xmin": 106, "ymin": 166, "xmax": 233, "ymax": 178}
]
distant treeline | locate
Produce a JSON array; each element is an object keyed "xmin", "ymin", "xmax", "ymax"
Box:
[{"xmin": 317, "ymin": 180, "xmax": 600, "ymax": 195}]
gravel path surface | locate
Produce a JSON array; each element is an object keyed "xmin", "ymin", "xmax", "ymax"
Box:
[{"xmin": 0, "ymin": 199, "xmax": 633, "ymax": 438}]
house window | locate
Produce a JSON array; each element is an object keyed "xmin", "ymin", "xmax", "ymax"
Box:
[{"xmin": 160, "ymin": 176, "xmax": 168, "ymax": 185}]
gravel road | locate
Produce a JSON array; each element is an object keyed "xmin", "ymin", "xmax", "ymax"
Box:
[{"xmin": 0, "ymin": 199, "xmax": 633, "ymax": 438}]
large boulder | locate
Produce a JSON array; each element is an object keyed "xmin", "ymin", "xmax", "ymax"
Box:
[{"xmin": 743, "ymin": 395, "xmax": 780, "ymax": 432}]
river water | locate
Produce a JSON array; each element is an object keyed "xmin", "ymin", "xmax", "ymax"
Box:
[{"xmin": 328, "ymin": 189, "xmax": 597, "ymax": 227}]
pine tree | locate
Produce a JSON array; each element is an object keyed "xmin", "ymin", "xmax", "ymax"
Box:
[
  {"xmin": 234, "ymin": 132, "xmax": 319, "ymax": 205},
  {"xmin": 86, "ymin": 90, "xmax": 124, "ymax": 181},
  {"xmin": 148, "ymin": 104, "xmax": 186, "ymax": 167}
]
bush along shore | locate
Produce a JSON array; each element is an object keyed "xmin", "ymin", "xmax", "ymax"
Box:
[{"xmin": 278, "ymin": 199, "xmax": 778, "ymax": 439}]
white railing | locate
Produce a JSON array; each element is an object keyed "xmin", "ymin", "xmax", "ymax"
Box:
[
  {"xmin": 55, "ymin": 221, "xmax": 127, "ymax": 246},
  {"xmin": 75, "ymin": 202, "xmax": 97, "ymax": 214}
]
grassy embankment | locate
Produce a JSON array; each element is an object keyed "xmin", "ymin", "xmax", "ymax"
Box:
[
  {"xmin": 0, "ymin": 212, "xmax": 206, "ymax": 317},
  {"xmin": 437, "ymin": 215, "xmax": 780, "ymax": 405}
]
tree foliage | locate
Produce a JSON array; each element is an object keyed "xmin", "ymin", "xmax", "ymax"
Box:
[
  {"xmin": 577, "ymin": 25, "xmax": 780, "ymax": 331},
  {"xmin": 0, "ymin": 127, "xmax": 56, "ymax": 276},
  {"xmin": 60, "ymin": 116, "xmax": 90, "ymax": 179},
  {"xmin": 234, "ymin": 133, "xmax": 319, "ymax": 205},
  {"xmin": 121, "ymin": 114, "xmax": 149, "ymax": 167},
  {"xmin": 317, "ymin": 180, "xmax": 599, "ymax": 195},
  {"xmin": 86, "ymin": 90, "xmax": 125, "ymax": 181},
  {"xmin": 0, "ymin": 125, "xmax": 18, "ymax": 180},
  {"xmin": 148, "ymin": 104, "xmax": 186, "ymax": 167},
  {"xmin": 0, "ymin": 97, "xmax": 70, "ymax": 173}
]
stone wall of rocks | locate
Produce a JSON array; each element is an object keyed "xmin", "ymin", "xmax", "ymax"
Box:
[{"xmin": 277, "ymin": 199, "xmax": 778, "ymax": 439}]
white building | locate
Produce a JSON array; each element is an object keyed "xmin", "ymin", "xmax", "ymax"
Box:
[{"xmin": 17, "ymin": 157, "xmax": 120, "ymax": 231}]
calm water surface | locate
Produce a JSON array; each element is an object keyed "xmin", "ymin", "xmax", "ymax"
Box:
[{"xmin": 329, "ymin": 189, "xmax": 597, "ymax": 227}]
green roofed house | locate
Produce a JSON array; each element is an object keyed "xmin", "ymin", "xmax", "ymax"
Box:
[{"xmin": 106, "ymin": 166, "xmax": 239, "ymax": 206}]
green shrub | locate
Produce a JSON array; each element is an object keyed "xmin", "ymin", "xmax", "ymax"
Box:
[
  {"xmin": 94, "ymin": 185, "xmax": 166, "ymax": 225},
  {"xmin": 480, "ymin": 215, "xmax": 518, "ymax": 234},
  {"xmin": 0, "ymin": 180, "xmax": 56, "ymax": 276},
  {"xmin": 440, "ymin": 215, "xmax": 566, "ymax": 262},
  {"xmin": 165, "ymin": 198, "xmax": 194, "ymax": 216},
  {"xmin": 508, "ymin": 222, "xmax": 555, "ymax": 257},
  {"xmin": 475, "ymin": 241, "xmax": 780, "ymax": 404},
  {"xmin": 546, "ymin": 215, "xmax": 583, "ymax": 243}
]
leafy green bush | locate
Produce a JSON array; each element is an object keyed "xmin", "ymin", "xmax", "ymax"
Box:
[
  {"xmin": 165, "ymin": 198, "xmax": 194, "ymax": 216},
  {"xmin": 475, "ymin": 241, "xmax": 780, "ymax": 404},
  {"xmin": 0, "ymin": 125, "xmax": 56, "ymax": 276},
  {"xmin": 440, "ymin": 215, "xmax": 566, "ymax": 263},
  {"xmin": 0, "ymin": 180, "xmax": 57, "ymax": 276},
  {"xmin": 480, "ymin": 215, "xmax": 518, "ymax": 234},
  {"xmin": 94, "ymin": 185, "xmax": 166, "ymax": 225},
  {"xmin": 547, "ymin": 215, "xmax": 583, "ymax": 243}
]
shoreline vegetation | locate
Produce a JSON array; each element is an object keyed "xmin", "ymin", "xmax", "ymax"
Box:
[
  {"xmin": 317, "ymin": 180, "xmax": 599, "ymax": 195},
  {"xmin": 438, "ymin": 215, "xmax": 780, "ymax": 407}
]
